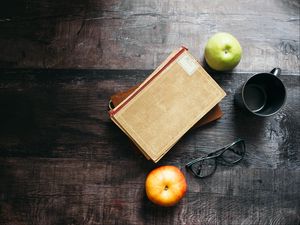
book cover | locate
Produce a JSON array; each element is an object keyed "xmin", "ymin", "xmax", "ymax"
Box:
[
  {"xmin": 109, "ymin": 47, "xmax": 226, "ymax": 162},
  {"xmin": 109, "ymin": 86, "xmax": 223, "ymax": 128}
]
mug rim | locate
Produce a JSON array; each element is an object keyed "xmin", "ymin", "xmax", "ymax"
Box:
[{"xmin": 241, "ymin": 72, "xmax": 287, "ymax": 117}]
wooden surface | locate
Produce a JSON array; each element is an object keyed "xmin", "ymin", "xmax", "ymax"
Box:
[
  {"xmin": 0, "ymin": 69, "xmax": 299, "ymax": 225},
  {"xmin": 0, "ymin": 0, "xmax": 299, "ymax": 73},
  {"xmin": 0, "ymin": 0, "xmax": 299, "ymax": 224}
]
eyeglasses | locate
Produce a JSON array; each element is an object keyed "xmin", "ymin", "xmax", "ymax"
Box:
[{"xmin": 186, "ymin": 139, "xmax": 246, "ymax": 178}]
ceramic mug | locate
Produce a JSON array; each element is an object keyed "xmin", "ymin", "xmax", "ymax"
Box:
[{"xmin": 235, "ymin": 68, "xmax": 286, "ymax": 117}]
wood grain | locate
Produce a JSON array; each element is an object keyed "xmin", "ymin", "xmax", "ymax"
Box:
[
  {"xmin": 0, "ymin": 69, "xmax": 299, "ymax": 225},
  {"xmin": 0, "ymin": 0, "xmax": 299, "ymax": 73}
]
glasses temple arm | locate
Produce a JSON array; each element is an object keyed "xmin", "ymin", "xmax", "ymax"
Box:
[
  {"xmin": 185, "ymin": 157, "xmax": 205, "ymax": 167},
  {"xmin": 207, "ymin": 147, "xmax": 227, "ymax": 157}
]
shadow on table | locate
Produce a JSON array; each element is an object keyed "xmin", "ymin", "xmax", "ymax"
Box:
[
  {"xmin": 140, "ymin": 194, "xmax": 177, "ymax": 223},
  {"xmin": 232, "ymin": 102, "xmax": 266, "ymax": 139},
  {"xmin": 0, "ymin": 91, "xmax": 36, "ymax": 136}
]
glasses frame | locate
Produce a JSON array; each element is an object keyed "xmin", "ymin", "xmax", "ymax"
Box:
[{"xmin": 186, "ymin": 139, "xmax": 245, "ymax": 178}]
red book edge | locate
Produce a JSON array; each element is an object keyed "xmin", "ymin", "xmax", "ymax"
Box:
[{"xmin": 109, "ymin": 46, "xmax": 188, "ymax": 117}]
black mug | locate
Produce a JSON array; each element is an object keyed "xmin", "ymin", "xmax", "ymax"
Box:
[{"xmin": 235, "ymin": 68, "xmax": 286, "ymax": 117}]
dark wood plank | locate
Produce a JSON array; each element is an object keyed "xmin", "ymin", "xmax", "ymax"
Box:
[
  {"xmin": 0, "ymin": 69, "xmax": 299, "ymax": 166},
  {"xmin": 0, "ymin": 69, "xmax": 299, "ymax": 225},
  {"xmin": 0, "ymin": 159, "xmax": 299, "ymax": 225},
  {"xmin": 0, "ymin": 0, "xmax": 299, "ymax": 73}
]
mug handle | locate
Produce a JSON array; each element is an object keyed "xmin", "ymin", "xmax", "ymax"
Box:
[{"xmin": 270, "ymin": 68, "xmax": 281, "ymax": 76}]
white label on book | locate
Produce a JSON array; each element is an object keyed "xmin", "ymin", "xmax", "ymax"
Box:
[{"xmin": 178, "ymin": 54, "xmax": 198, "ymax": 76}]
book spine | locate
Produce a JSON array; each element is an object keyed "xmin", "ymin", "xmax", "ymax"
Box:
[{"xmin": 109, "ymin": 46, "xmax": 188, "ymax": 117}]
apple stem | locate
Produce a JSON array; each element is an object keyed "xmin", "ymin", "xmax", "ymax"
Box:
[{"xmin": 164, "ymin": 185, "xmax": 168, "ymax": 191}]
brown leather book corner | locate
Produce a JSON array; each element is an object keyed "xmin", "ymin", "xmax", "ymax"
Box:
[{"xmin": 110, "ymin": 84, "xmax": 223, "ymax": 128}]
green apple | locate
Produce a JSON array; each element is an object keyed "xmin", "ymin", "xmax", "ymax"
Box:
[{"xmin": 204, "ymin": 32, "xmax": 242, "ymax": 71}]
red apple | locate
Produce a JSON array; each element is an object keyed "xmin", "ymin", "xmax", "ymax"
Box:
[{"xmin": 145, "ymin": 165, "xmax": 187, "ymax": 207}]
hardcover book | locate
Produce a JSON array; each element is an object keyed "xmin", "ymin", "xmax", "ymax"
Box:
[
  {"xmin": 109, "ymin": 47, "xmax": 226, "ymax": 162},
  {"xmin": 110, "ymin": 87, "xmax": 223, "ymax": 129}
]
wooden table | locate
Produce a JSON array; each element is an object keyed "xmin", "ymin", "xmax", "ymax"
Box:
[
  {"xmin": 0, "ymin": 69, "xmax": 299, "ymax": 225},
  {"xmin": 0, "ymin": 0, "xmax": 299, "ymax": 73},
  {"xmin": 0, "ymin": 0, "xmax": 300, "ymax": 224}
]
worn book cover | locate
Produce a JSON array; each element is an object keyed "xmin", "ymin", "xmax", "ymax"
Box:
[
  {"xmin": 109, "ymin": 47, "xmax": 226, "ymax": 162},
  {"xmin": 110, "ymin": 86, "xmax": 223, "ymax": 128}
]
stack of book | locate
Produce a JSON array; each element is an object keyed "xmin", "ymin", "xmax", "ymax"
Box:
[{"xmin": 109, "ymin": 47, "xmax": 226, "ymax": 162}]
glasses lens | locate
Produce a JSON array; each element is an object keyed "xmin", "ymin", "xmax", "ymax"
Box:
[
  {"xmin": 190, "ymin": 158, "xmax": 216, "ymax": 178},
  {"xmin": 220, "ymin": 140, "xmax": 245, "ymax": 164}
]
